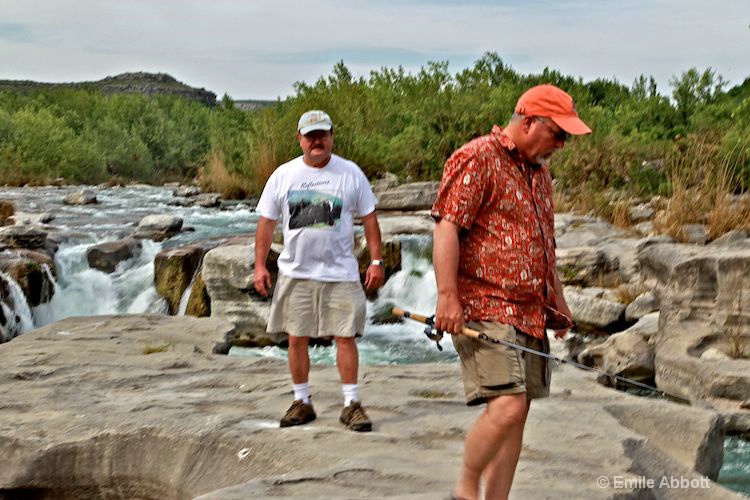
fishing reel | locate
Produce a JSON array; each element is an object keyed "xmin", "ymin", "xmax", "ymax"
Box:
[{"xmin": 423, "ymin": 315, "xmax": 445, "ymax": 351}]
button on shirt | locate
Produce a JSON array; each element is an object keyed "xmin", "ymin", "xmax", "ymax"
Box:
[{"xmin": 431, "ymin": 125, "xmax": 570, "ymax": 339}]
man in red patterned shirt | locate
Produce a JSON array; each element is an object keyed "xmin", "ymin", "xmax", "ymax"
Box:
[{"xmin": 432, "ymin": 84, "xmax": 591, "ymax": 500}]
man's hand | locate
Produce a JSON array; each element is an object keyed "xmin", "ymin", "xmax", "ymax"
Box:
[
  {"xmin": 435, "ymin": 291, "xmax": 464, "ymax": 336},
  {"xmin": 553, "ymin": 327, "xmax": 569, "ymax": 340},
  {"xmin": 254, "ymin": 265, "xmax": 272, "ymax": 297},
  {"xmin": 364, "ymin": 264, "xmax": 385, "ymax": 292}
]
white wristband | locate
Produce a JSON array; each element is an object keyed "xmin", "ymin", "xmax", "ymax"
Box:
[{"xmin": 371, "ymin": 259, "xmax": 384, "ymax": 267}]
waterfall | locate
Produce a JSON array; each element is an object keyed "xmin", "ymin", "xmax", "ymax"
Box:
[
  {"xmin": 0, "ymin": 271, "xmax": 35, "ymax": 340},
  {"xmin": 32, "ymin": 238, "xmax": 165, "ymax": 327},
  {"xmin": 177, "ymin": 274, "xmax": 197, "ymax": 315}
]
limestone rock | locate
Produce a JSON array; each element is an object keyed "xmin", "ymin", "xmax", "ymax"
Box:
[
  {"xmin": 374, "ymin": 181, "xmax": 439, "ymax": 211},
  {"xmin": 173, "ymin": 185, "xmax": 202, "ymax": 197},
  {"xmin": 564, "ymin": 286, "xmax": 626, "ymax": 332},
  {"xmin": 639, "ymin": 243, "xmax": 750, "ymax": 402},
  {"xmin": 154, "ymin": 244, "xmax": 213, "ymax": 314},
  {"xmin": 0, "ymin": 314, "xmax": 739, "ymax": 499},
  {"xmin": 202, "ymin": 243, "xmax": 284, "ymax": 345},
  {"xmin": 625, "ymin": 291, "xmax": 658, "ymax": 321},
  {"xmin": 132, "ymin": 214, "xmax": 183, "ymax": 242},
  {"xmin": 0, "ymin": 200, "xmax": 15, "ymax": 226},
  {"xmin": 556, "ymin": 246, "xmax": 619, "ymax": 287},
  {"xmin": 11, "ymin": 211, "xmax": 55, "ymax": 225},
  {"xmin": 628, "ymin": 203, "xmax": 655, "ymax": 223},
  {"xmin": 0, "ymin": 254, "xmax": 55, "ymax": 307},
  {"xmin": 86, "ymin": 238, "xmax": 142, "ymax": 274},
  {"xmin": 711, "ymin": 230, "xmax": 750, "ymax": 248},
  {"xmin": 192, "ymin": 193, "xmax": 221, "ymax": 208},
  {"xmin": 680, "ymin": 224, "xmax": 709, "ymax": 245},
  {"xmin": 0, "ymin": 225, "xmax": 48, "ymax": 251},
  {"xmin": 63, "ymin": 189, "xmax": 98, "ymax": 205},
  {"xmin": 578, "ymin": 315, "xmax": 657, "ymax": 386},
  {"xmin": 185, "ymin": 272, "xmax": 210, "ymax": 317},
  {"xmin": 376, "ymin": 213, "xmax": 434, "ymax": 237}
]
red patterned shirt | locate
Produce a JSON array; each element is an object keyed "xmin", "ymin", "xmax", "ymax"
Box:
[{"xmin": 431, "ymin": 125, "xmax": 570, "ymax": 339}]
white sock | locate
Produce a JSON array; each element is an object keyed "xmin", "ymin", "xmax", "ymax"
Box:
[
  {"xmin": 342, "ymin": 384, "xmax": 359, "ymax": 407},
  {"xmin": 293, "ymin": 383, "xmax": 310, "ymax": 404}
]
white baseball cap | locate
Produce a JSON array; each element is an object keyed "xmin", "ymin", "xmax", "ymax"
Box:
[{"xmin": 297, "ymin": 110, "xmax": 333, "ymax": 135}]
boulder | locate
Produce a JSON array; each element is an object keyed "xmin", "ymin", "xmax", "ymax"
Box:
[
  {"xmin": 86, "ymin": 238, "xmax": 142, "ymax": 274},
  {"xmin": 624, "ymin": 291, "xmax": 658, "ymax": 321},
  {"xmin": 132, "ymin": 214, "xmax": 183, "ymax": 242},
  {"xmin": 711, "ymin": 230, "xmax": 750, "ymax": 248},
  {"xmin": 154, "ymin": 244, "xmax": 214, "ymax": 314},
  {"xmin": 63, "ymin": 189, "xmax": 98, "ymax": 205},
  {"xmin": 0, "ymin": 225, "xmax": 48, "ymax": 251},
  {"xmin": 10, "ymin": 212, "xmax": 55, "ymax": 225},
  {"xmin": 564, "ymin": 286, "xmax": 627, "ymax": 332},
  {"xmin": 376, "ymin": 214, "xmax": 434, "ymax": 237},
  {"xmin": 680, "ymin": 224, "xmax": 709, "ymax": 245},
  {"xmin": 0, "ymin": 200, "xmax": 15, "ymax": 226},
  {"xmin": 639, "ymin": 243, "xmax": 750, "ymax": 402},
  {"xmin": 0, "ymin": 255, "xmax": 55, "ymax": 307},
  {"xmin": 192, "ymin": 193, "xmax": 221, "ymax": 208},
  {"xmin": 555, "ymin": 246, "xmax": 619, "ymax": 287},
  {"xmin": 173, "ymin": 185, "xmax": 201, "ymax": 197},
  {"xmin": 628, "ymin": 203, "xmax": 655, "ymax": 223},
  {"xmin": 578, "ymin": 313, "xmax": 658, "ymax": 387},
  {"xmin": 374, "ymin": 181, "xmax": 439, "ymax": 211},
  {"xmin": 185, "ymin": 272, "xmax": 210, "ymax": 317},
  {"xmin": 201, "ymin": 243, "xmax": 284, "ymax": 346}
]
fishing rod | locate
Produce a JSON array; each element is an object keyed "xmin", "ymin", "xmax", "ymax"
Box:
[{"xmin": 392, "ymin": 306, "xmax": 691, "ymax": 404}]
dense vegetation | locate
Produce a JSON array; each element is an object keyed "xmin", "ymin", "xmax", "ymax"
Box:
[{"xmin": 1, "ymin": 53, "xmax": 749, "ymax": 221}]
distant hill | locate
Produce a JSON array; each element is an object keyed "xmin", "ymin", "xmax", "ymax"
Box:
[
  {"xmin": 233, "ymin": 99, "xmax": 277, "ymax": 111},
  {"xmin": 0, "ymin": 72, "xmax": 218, "ymax": 106}
]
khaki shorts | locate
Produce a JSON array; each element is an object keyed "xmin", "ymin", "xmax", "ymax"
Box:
[
  {"xmin": 452, "ymin": 321, "xmax": 551, "ymax": 405},
  {"xmin": 266, "ymin": 273, "xmax": 366, "ymax": 339}
]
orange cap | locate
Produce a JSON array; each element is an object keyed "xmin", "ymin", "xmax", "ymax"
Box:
[{"xmin": 514, "ymin": 84, "xmax": 592, "ymax": 135}]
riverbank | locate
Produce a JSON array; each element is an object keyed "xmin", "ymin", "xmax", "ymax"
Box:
[{"xmin": 0, "ymin": 314, "xmax": 741, "ymax": 499}]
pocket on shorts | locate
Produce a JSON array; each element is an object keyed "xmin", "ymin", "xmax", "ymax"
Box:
[{"xmin": 473, "ymin": 323, "xmax": 525, "ymax": 387}]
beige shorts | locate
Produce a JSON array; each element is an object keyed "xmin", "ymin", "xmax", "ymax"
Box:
[
  {"xmin": 266, "ymin": 273, "xmax": 366, "ymax": 338},
  {"xmin": 452, "ymin": 321, "xmax": 551, "ymax": 405}
]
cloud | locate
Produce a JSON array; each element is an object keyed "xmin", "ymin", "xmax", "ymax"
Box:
[
  {"xmin": 0, "ymin": 0, "xmax": 747, "ymax": 99},
  {"xmin": 0, "ymin": 22, "xmax": 32, "ymax": 43}
]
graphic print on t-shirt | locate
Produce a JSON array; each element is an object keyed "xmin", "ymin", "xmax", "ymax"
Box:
[{"xmin": 288, "ymin": 189, "xmax": 343, "ymax": 230}]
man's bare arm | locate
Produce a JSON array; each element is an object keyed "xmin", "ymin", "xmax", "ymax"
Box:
[
  {"xmin": 433, "ymin": 219, "xmax": 464, "ymax": 335},
  {"xmin": 253, "ymin": 216, "xmax": 277, "ymax": 297},
  {"xmin": 361, "ymin": 211, "xmax": 385, "ymax": 292}
]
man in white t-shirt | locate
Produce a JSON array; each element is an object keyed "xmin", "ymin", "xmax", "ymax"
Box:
[{"xmin": 253, "ymin": 110, "xmax": 385, "ymax": 432}]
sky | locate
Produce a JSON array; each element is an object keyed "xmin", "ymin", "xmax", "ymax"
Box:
[{"xmin": 1, "ymin": 0, "xmax": 749, "ymax": 100}]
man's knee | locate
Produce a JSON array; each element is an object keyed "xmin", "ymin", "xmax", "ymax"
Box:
[
  {"xmin": 486, "ymin": 393, "xmax": 529, "ymax": 427},
  {"xmin": 288, "ymin": 336, "xmax": 310, "ymax": 348},
  {"xmin": 334, "ymin": 336, "xmax": 356, "ymax": 348}
]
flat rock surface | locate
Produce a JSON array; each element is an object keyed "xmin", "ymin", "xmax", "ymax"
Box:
[{"xmin": 0, "ymin": 315, "xmax": 740, "ymax": 499}]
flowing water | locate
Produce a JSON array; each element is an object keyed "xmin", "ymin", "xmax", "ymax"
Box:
[{"xmin": 0, "ymin": 185, "xmax": 453, "ymax": 363}]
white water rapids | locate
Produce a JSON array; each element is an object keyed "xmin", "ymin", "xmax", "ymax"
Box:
[{"xmin": 0, "ymin": 185, "xmax": 454, "ymax": 363}]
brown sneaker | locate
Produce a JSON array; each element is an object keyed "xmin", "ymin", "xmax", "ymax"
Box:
[
  {"xmin": 279, "ymin": 399, "xmax": 316, "ymax": 427},
  {"xmin": 339, "ymin": 401, "xmax": 372, "ymax": 432}
]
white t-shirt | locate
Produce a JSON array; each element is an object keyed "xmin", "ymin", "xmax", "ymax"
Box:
[{"xmin": 256, "ymin": 154, "xmax": 377, "ymax": 282}]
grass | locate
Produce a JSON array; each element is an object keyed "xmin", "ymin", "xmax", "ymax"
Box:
[
  {"xmin": 613, "ymin": 282, "xmax": 648, "ymax": 305},
  {"xmin": 142, "ymin": 342, "xmax": 172, "ymax": 355},
  {"xmin": 411, "ymin": 389, "xmax": 452, "ymax": 399},
  {"xmin": 198, "ymin": 152, "xmax": 255, "ymax": 199}
]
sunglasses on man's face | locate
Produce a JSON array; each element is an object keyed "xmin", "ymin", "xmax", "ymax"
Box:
[{"xmin": 537, "ymin": 118, "xmax": 570, "ymax": 142}]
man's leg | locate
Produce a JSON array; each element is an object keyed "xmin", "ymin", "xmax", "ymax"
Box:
[
  {"xmin": 334, "ymin": 336, "xmax": 358, "ymax": 384},
  {"xmin": 288, "ymin": 335, "xmax": 311, "ymax": 384},
  {"xmin": 482, "ymin": 399, "xmax": 531, "ymax": 500},
  {"xmin": 454, "ymin": 392, "xmax": 529, "ymax": 500}
]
